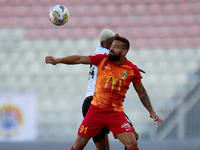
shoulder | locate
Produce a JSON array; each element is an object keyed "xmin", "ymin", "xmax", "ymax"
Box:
[
  {"xmin": 124, "ymin": 59, "xmax": 139, "ymax": 71},
  {"xmin": 89, "ymin": 53, "xmax": 108, "ymax": 66},
  {"xmin": 124, "ymin": 59, "xmax": 141, "ymax": 83}
]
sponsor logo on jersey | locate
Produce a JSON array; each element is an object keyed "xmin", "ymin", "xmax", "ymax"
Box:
[{"xmin": 104, "ymin": 76, "xmax": 121, "ymax": 91}]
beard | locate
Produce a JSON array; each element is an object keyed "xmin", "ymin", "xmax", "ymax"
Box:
[{"xmin": 108, "ymin": 51, "xmax": 121, "ymax": 61}]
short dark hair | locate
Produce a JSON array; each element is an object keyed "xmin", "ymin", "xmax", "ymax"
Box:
[{"xmin": 114, "ymin": 34, "xmax": 130, "ymax": 51}]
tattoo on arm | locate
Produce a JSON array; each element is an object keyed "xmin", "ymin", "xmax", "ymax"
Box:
[
  {"xmin": 141, "ymin": 92, "xmax": 153, "ymax": 112},
  {"xmin": 135, "ymin": 83, "xmax": 154, "ymax": 112},
  {"xmin": 137, "ymin": 83, "xmax": 145, "ymax": 94}
]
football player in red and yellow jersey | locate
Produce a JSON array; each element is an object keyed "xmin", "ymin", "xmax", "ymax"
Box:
[{"xmin": 46, "ymin": 34, "xmax": 163, "ymax": 150}]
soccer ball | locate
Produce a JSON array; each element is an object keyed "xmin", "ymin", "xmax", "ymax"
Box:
[{"xmin": 49, "ymin": 5, "xmax": 69, "ymax": 26}]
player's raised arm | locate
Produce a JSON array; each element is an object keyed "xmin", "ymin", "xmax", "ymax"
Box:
[
  {"xmin": 133, "ymin": 82, "xmax": 164, "ymax": 126},
  {"xmin": 45, "ymin": 55, "xmax": 91, "ymax": 65}
]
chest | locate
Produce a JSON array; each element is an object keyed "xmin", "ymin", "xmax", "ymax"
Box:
[{"xmin": 97, "ymin": 62, "xmax": 134, "ymax": 86}]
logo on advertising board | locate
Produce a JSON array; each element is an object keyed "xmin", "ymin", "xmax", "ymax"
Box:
[
  {"xmin": 0, "ymin": 105, "xmax": 23, "ymax": 138},
  {"xmin": 0, "ymin": 93, "xmax": 37, "ymax": 141}
]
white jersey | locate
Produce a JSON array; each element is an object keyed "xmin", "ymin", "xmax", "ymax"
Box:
[{"xmin": 85, "ymin": 44, "xmax": 110, "ymax": 98}]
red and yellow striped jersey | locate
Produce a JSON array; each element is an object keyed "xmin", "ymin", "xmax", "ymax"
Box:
[{"xmin": 89, "ymin": 53, "xmax": 141, "ymax": 112}]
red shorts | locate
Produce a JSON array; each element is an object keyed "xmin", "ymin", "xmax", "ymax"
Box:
[{"xmin": 78, "ymin": 104, "xmax": 133, "ymax": 138}]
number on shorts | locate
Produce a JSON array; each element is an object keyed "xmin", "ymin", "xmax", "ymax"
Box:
[{"xmin": 80, "ymin": 125, "xmax": 88, "ymax": 134}]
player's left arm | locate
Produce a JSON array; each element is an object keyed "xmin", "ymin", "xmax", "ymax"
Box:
[{"xmin": 133, "ymin": 82, "xmax": 163, "ymax": 126}]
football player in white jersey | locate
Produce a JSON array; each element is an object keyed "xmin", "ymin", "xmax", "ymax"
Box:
[{"xmin": 82, "ymin": 29, "xmax": 139, "ymax": 150}]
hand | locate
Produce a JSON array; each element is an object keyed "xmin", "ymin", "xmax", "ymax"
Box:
[
  {"xmin": 45, "ymin": 56, "xmax": 58, "ymax": 65},
  {"xmin": 150, "ymin": 111, "xmax": 163, "ymax": 126}
]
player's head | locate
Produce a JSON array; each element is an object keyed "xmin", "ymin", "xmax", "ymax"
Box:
[
  {"xmin": 108, "ymin": 34, "xmax": 130, "ymax": 61},
  {"xmin": 113, "ymin": 34, "xmax": 130, "ymax": 52},
  {"xmin": 99, "ymin": 29, "xmax": 115, "ymax": 49}
]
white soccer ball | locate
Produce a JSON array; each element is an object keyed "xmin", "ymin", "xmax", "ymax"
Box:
[{"xmin": 49, "ymin": 5, "xmax": 69, "ymax": 26}]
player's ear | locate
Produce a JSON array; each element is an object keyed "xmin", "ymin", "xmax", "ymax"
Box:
[
  {"xmin": 123, "ymin": 49, "xmax": 128, "ymax": 55},
  {"xmin": 100, "ymin": 41, "xmax": 105, "ymax": 48}
]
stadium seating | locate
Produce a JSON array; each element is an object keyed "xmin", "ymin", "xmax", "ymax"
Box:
[{"xmin": 1, "ymin": 2, "xmax": 200, "ymax": 47}]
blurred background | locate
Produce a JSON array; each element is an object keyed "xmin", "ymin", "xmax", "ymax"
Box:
[{"xmin": 0, "ymin": 0, "xmax": 200, "ymax": 149}]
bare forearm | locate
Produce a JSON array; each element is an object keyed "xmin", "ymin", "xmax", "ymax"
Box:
[
  {"xmin": 134, "ymin": 82, "xmax": 164, "ymax": 126},
  {"xmin": 134, "ymin": 82, "xmax": 155, "ymax": 114},
  {"xmin": 57, "ymin": 55, "xmax": 82, "ymax": 64},
  {"xmin": 139, "ymin": 90, "xmax": 155, "ymax": 114}
]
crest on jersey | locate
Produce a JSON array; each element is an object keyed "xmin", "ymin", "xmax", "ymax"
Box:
[{"xmin": 122, "ymin": 71, "xmax": 128, "ymax": 79}]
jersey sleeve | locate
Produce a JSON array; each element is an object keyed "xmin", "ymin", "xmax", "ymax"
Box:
[
  {"xmin": 132, "ymin": 66, "xmax": 142, "ymax": 84},
  {"xmin": 88, "ymin": 53, "xmax": 107, "ymax": 66}
]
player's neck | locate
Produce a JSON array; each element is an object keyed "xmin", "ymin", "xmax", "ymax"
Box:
[{"xmin": 114, "ymin": 58, "xmax": 126, "ymax": 65}]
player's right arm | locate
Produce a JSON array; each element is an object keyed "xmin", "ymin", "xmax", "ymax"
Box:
[{"xmin": 45, "ymin": 55, "xmax": 91, "ymax": 65}]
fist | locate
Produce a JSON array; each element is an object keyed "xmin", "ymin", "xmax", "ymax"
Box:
[{"xmin": 45, "ymin": 56, "xmax": 57, "ymax": 65}]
